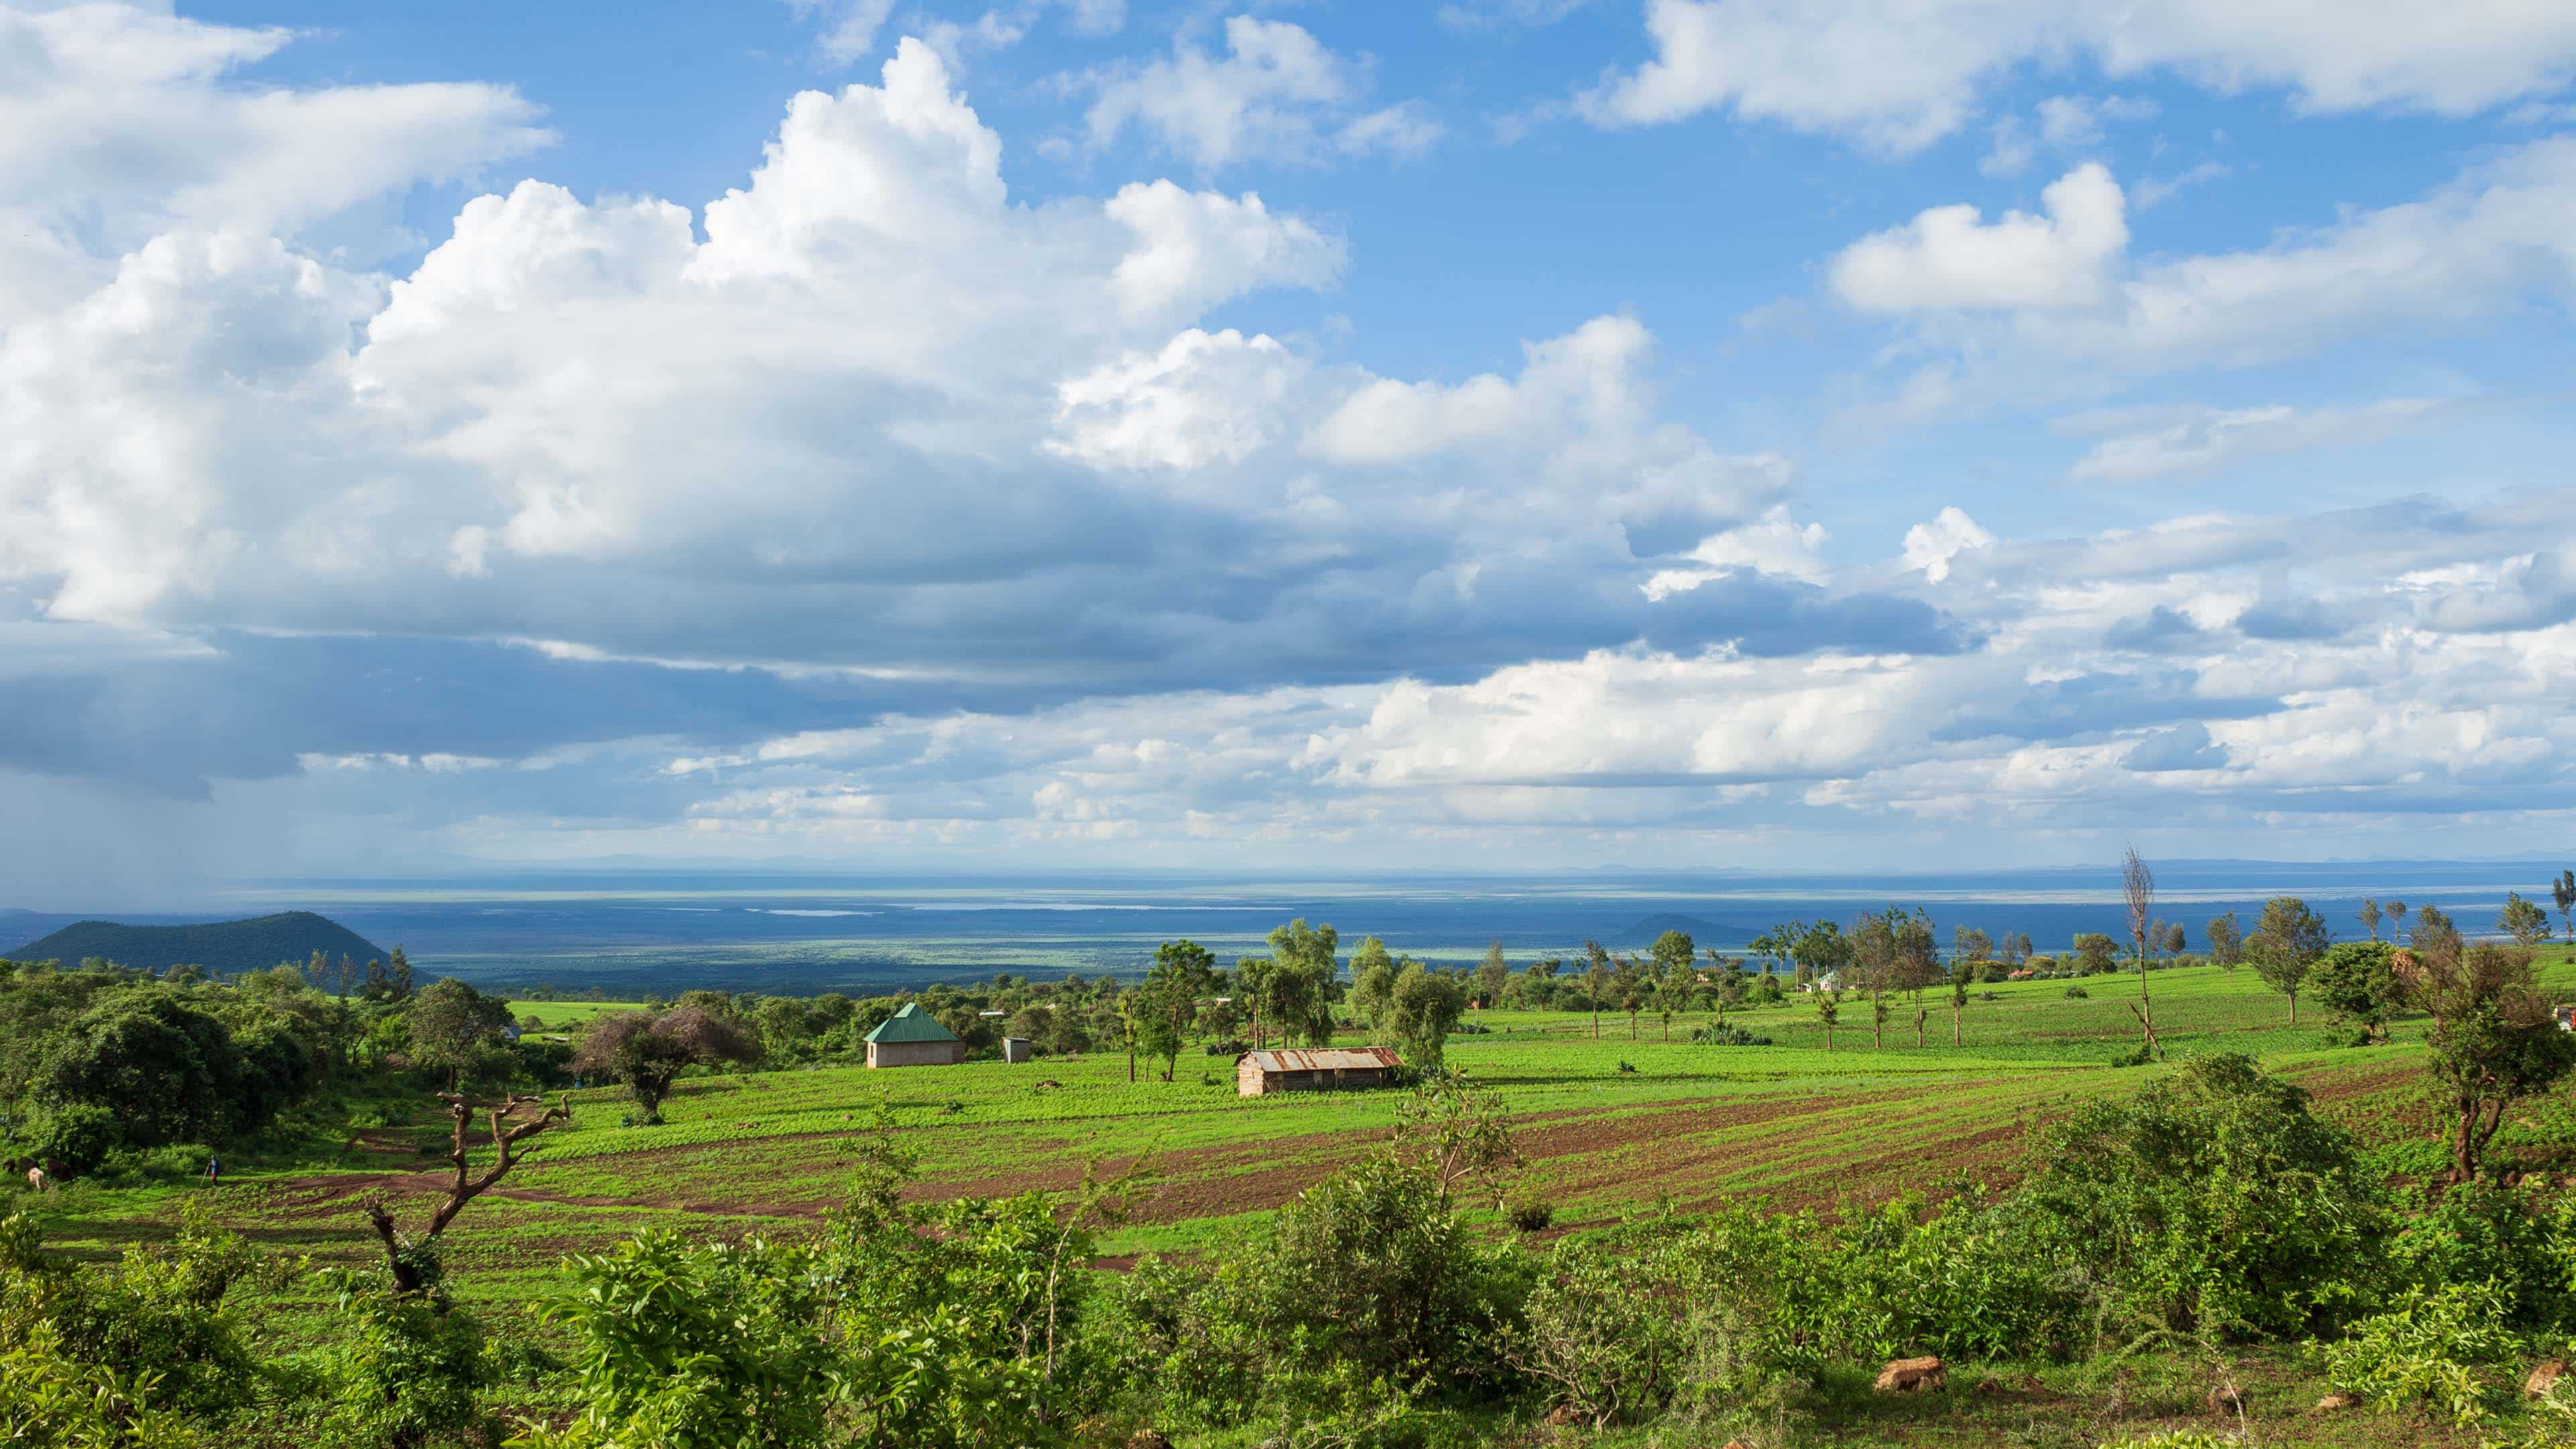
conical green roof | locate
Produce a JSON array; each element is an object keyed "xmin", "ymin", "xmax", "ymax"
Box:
[{"xmin": 865, "ymin": 1002, "xmax": 959, "ymax": 1044}]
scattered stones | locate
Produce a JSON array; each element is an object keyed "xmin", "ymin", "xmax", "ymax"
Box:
[
  {"xmin": 2314, "ymin": 1391, "xmax": 2360, "ymax": 1411},
  {"xmin": 2529, "ymin": 1359, "xmax": 2567, "ymax": 1399},
  {"xmin": 1874, "ymin": 1355, "xmax": 1945, "ymax": 1394}
]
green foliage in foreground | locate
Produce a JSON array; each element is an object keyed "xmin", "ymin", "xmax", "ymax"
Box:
[{"xmin": 9, "ymin": 1057, "xmax": 2576, "ymax": 1448}]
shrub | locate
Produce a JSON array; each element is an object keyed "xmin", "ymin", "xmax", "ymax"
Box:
[
  {"xmin": 317, "ymin": 1271, "xmax": 497, "ymax": 1449},
  {"xmin": 2016, "ymin": 1053, "xmax": 2385, "ymax": 1340},
  {"xmin": 2314, "ymin": 1280, "xmax": 2524, "ymax": 1427},
  {"xmin": 2063, "ymin": 985, "xmax": 2090, "ymax": 1000},
  {"xmin": 1508, "ymin": 1197, "xmax": 1556, "ymax": 1234},
  {"xmin": 1265, "ymin": 1155, "xmax": 1525, "ymax": 1385},
  {"xmin": 2381, "ymin": 1184, "xmax": 2576, "ymax": 1336},
  {"xmin": 1506, "ymin": 1237, "xmax": 1680, "ymax": 1428},
  {"xmin": 1693, "ymin": 1024, "xmax": 1770, "ymax": 1046}
]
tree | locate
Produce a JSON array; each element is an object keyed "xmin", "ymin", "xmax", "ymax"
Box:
[
  {"xmin": 2410, "ymin": 903, "xmax": 2464, "ymax": 965},
  {"xmin": 2072, "ymin": 933, "xmax": 2120, "ymax": 975},
  {"xmin": 2247, "ymin": 896, "xmax": 2330, "ymax": 1024},
  {"xmin": 1791, "ymin": 920, "xmax": 1851, "ymax": 984},
  {"xmin": 2410, "ymin": 942, "xmax": 2576, "ymax": 1183},
  {"xmin": 362, "ymin": 946, "xmax": 415, "ymax": 1005},
  {"xmin": 1813, "ymin": 988, "xmax": 1841, "ymax": 1051},
  {"xmin": 1348, "ymin": 936, "xmax": 1399, "ymax": 1030},
  {"xmin": 2161, "ymin": 922, "xmax": 2186, "ymax": 955},
  {"xmin": 2388, "ymin": 900, "xmax": 2410, "ymax": 941},
  {"xmin": 2359, "ymin": 899, "xmax": 2383, "ymax": 941},
  {"xmin": 2310, "ymin": 941, "xmax": 2405, "ymax": 1043},
  {"xmin": 406, "ymin": 978, "xmax": 517, "ymax": 1092},
  {"xmin": 1649, "ymin": 930, "xmax": 1695, "ymax": 983},
  {"xmin": 1952, "ymin": 925, "xmax": 1993, "ymax": 964},
  {"xmin": 2122, "ymin": 845, "xmax": 2157, "ymax": 1051},
  {"xmin": 1262, "ymin": 919, "xmax": 1340, "ymax": 1046},
  {"xmin": 2555, "ymin": 870, "xmax": 2576, "ymax": 948},
  {"xmin": 362, "ymin": 1091, "xmax": 572, "ymax": 1295},
  {"xmin": 1947, "ymin": 954, "xmax": 1974, "ymax": 1046},
  {"xmin": 2206, "ymin": 912, "xmax": 2243, "ymax": 969},
  {"xmin": 2498, "ymin": 892, "xmax": 2553, "ymax": 947},
  {"xmin": 1384, "ymin": 963, "xmax": 1468, "ymax": 1071},
  {"xmin": 1138, "ymin": 939, "xmax": 1216, "ymax": 1082},
  {"xmin": 31, "ymin": 993, "xmax": 247, "ymax": 1165},
  {"xmin": 1477, "ymin": 941, "xmax": 1509, "ymax": 1008},
  {"xmin": 1582, "ymin": 941, "xmax": 1612, "ymax": 1040},
  {"xmin": 570, "ymin": 1007, "xmax": 762, "ymax": 1123},
  {"xmin": 1234, "ymin": 955, "xmax": 1276, "ymax": 1049}
]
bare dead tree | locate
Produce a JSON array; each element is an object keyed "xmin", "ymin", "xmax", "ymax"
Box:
[
  {"xmin": 362, "ymin": 1091, "xmax": 572, "ymax": 1294},
  {"xmin": 2121, "ymin": 844, "xmax": 2161, "ymax": 1055}
]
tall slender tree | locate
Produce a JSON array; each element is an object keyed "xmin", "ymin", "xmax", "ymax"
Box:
[
  {"xmin": 2122, "ymin": 845, "xmax": 2159, "ymax": 1053},
  {"xmin": 2359, "ymin": 898, "xmax": 2383, "ymax": 941},
  {"xmin": 1582, "ymin": 941, "xmax": 1611, "ymax": 1040},
  {"xmin": 2552, "ymin": 870, "xmax": 2576, "ymax": 947}
]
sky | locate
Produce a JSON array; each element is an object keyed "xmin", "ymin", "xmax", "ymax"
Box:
[{"xmin": 4, "ymin": 0, "xmax": 2575, "ymax": 902}]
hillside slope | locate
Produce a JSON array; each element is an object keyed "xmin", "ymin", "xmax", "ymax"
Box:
[{"xmin": 5, "ymin": 910, "xmax": 390, "ymax": 976}]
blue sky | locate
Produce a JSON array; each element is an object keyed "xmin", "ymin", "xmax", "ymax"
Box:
[{"xmin": 3, "ymin": 0, "xmax": 2575, "ymax": 902}]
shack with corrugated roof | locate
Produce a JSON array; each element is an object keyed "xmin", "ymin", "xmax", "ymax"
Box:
[
  {"xmin": 1236, "ymin": 1046, "xmax": 1401, "ymax": 1096},
  {"xmin": 865, "ymin": 1002, "xmax": 967, "ymax": 1068}
]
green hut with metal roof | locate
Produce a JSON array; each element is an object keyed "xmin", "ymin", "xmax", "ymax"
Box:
[{"xmin": 864, "ymin": 1002, "xmax": 967, "ymax": 1068}]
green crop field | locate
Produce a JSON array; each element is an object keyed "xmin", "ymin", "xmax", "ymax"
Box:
[
  {"xmin": 15, "ymin": 949, "xmax": 2576, "ymax": 1446},
  {"xmin": 28, "ymin": 955, "xmax": 2575, "ymax": 1292}
]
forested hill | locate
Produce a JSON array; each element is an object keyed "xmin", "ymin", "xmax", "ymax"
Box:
[{"xmin": 5, "ymin": 910, "xmax": 390, "ymax": 975}]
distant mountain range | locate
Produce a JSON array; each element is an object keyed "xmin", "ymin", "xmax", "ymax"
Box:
[{"xmin": 5, "ymin": 910, "xmax": 390, "ymax": 977}]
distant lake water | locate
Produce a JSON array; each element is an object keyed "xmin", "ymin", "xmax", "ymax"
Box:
[{"xmin": 4, "ymin": 861, "xmax": 2561, "ymax": 996}]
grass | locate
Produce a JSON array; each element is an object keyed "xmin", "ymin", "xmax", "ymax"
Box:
[{"xmin": 15, "ymin": 949, "xmax": 2576, "ymax": 1445}]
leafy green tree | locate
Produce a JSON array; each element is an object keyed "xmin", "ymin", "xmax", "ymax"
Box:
[
  {"xmin": 2248, "ymin": 896, "xmax": 2330, "ymax": 1024},
  {"xmin": 32, "ymin": 993, "xmax": 246, "ymax": 1165},
  {"xmin": 2555, "ymin": 870, "xmax": 2576, "ymax": 947},
  {"xmin": 2359, "ymin": 898, "xmax": 2383, "ymax": 941},
  {"xmin": 1383, "ymin": 963, "xmax": 1467, "ymax": 1071},
  {"xmin": 2072, "ymin": 933, "xmax": 2120, "ymax": 975},
  {"xmin": 1893, "ymin": 909, "xmax": 1939, "ymax": 996},
  {"xmin": 1347, "ymin": 936, "xmax": 1397, "ymax": 1029},
  {"xmin": 2206, "ymin": 911, "xmax": 2243, "ymax": 969},
  {"xmin": 1476, "ymin": 941, "xmax": 1509, "ymax": 1008},
  {"xmin": 571, "ymin": 1007, "xmax": 762, "ymax": 1123},
  {"xmin": 1581, "ymin": 941, "xmax": 1612, "ymax": 1040},
  {"xmin": 1813, "ymin": 987, "xmax": 1841, "ymax": 1051},
  {"xmin": 1952, "ymin": 925, "xmax": 1993, "ymax": 963},
  {"xmin": 1947, "ymin": 954, "xmax": 1975, "ymax": 1046},
  {"xmin": 2311, "ymin": 941, "xmax": 2405, "ymax": 1043},
  {"xmin": 1138, "ymin": 939, "xmax": 1216, "ymax": 1082},
  {"xmin": 1791, "ymin": 920, "xmax": 1851, "ymax": 983},
  {"xmin": 1648, "ymin": 930, "xmax": 1695, "ymax": 982},
  {"xmin": 2497, "ymin": 892, "xmax": 2553, "ymax": 947},
  {"xmin": 1260, "ymin": 919, "xmax": 1340, "ymax": 1046},
  {"xmin": 405, "ymin": 977, "xmax": 517, "ymax": 1092},
  {"xmin": 2410, "ymin": 942, "xmax": 2576, "ymax": 1183}
]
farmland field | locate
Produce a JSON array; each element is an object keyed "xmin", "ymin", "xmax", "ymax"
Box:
[
  {"xmin": 28, "ymin": 951, "xmax": 2575, "ymax": 1287},
  {"xmin": 13, "ymin": 947, "xmax": 2575, "ymax": 1446}
]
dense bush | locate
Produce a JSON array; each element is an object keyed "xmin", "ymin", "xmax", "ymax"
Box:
[{"xmin": 2017, "ymin": 1053, "xmax": 2384, "ymax": 1338}]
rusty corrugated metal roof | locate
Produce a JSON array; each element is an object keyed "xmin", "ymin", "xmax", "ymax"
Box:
[{"xmin": 1242, "ymin": 1047, "xmax": 1402, "ymax": 1072}]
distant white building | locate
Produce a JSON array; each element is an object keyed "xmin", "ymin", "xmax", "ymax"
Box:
[{"xmin": 1801, "ymin": 971, "xmax": 1842, "ymax": 993}]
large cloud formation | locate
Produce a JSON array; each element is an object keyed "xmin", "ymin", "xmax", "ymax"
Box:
[{"xmin": 2, "ymin": 2, "xmax": 2573, "ymax": 894}]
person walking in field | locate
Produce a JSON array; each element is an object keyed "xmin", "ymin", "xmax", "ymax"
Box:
[{"xmin": 205, "ymin": 1152, "xmax": 221, "ymax": 1187}]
